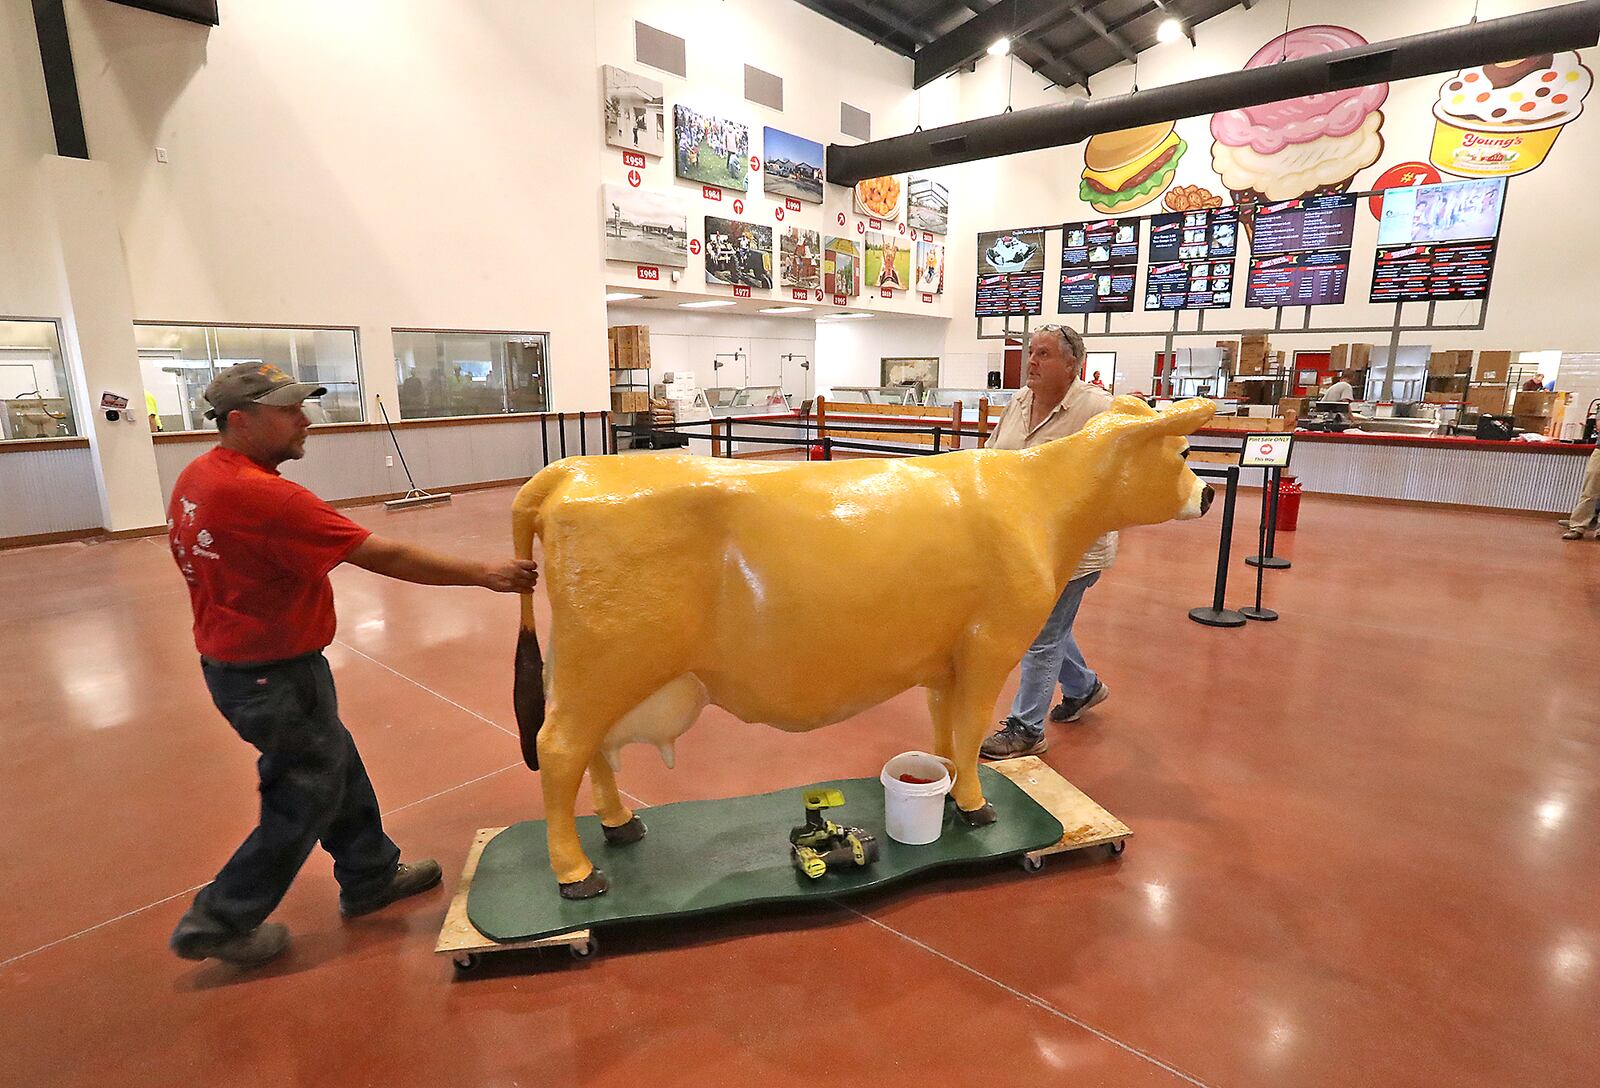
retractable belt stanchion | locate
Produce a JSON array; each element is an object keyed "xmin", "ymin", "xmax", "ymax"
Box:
[
  {"xmin": 1189, "ymin": 465, "xmax": 1247, "ymax": 628},
  {"xmin": 1239, "ymin": 465, "xmax": 1279, "ymax": 622},
  {"xmin": 1246, "ymin": 465, "xmax": 1291, "ymax": 569}
]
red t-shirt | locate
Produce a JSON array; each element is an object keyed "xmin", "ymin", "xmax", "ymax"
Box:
[{"xmin": 169, "ymin": 447, "xmax": 372, "ymax": 663}]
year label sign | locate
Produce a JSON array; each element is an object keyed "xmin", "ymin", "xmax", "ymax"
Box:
[
  {"xmin": 637, "ymin": 265, "xmax": 660, "ymax": 281},
  {"xmin": 732, "ymin": 285, "xmax": 752, "ymax": 298}
]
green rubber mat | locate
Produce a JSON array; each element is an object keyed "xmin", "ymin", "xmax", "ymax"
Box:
[{"xmin": 467, "ymin": 765, "xmax": 1064, "ymax": 943}]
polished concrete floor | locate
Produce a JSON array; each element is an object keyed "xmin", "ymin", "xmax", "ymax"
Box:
[{"xmin": 2, "ymin": 482, "xmax": 1596, "ymax": 1087}]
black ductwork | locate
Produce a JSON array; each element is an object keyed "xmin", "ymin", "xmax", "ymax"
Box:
[{"xmin": 827, "ymin": 0, "xmax": 1600, "ymax": 184}]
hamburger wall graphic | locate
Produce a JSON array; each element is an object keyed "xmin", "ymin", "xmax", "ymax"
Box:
[
  {"xmin": 1209, "ymin": 25, "xmax": 1388, "ymax": 229},
  {"xmin": 1080, "ymin": 122, "xmax": 1186, "ymax": 213}
]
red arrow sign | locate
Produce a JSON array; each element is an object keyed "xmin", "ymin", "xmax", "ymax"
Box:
[
  {"xmin": 775, "ymin": 207, "xmax": 785, "ymax": 222},
  {"xmin": 627, "ymin": 169, "xmax": 641, "ymax": 188},
  {"xmin": 732, "ymin": 198, "xmax": 744, "ymax": 215},
  {"xmin": 814, "ymin": 289, "xmax": 824, "ymax": 302},
  {"xmin": 837, "ymin": 212, "xmax": 846, "ymax": 226},
  {"xmin": 689, "ymin": 238, "xmax": 702, "ymax": 255}
]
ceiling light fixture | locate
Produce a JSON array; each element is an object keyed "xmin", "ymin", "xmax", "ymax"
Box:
[
  {"xmin": 823, "ymin": 312, "xmax": 874, "ymax": 320},
  {"xmin": 678, "ymin": 300, "xmax": 738, "ymax": 309},
  {"xmin": 1157, "ymin": 18, "xmax": 1185, "ymax": 44},
  {"xmin": 987, "ymin": 37, "xmax": 1010, "ymax": 57},
  {"xmin": 759, "ymin": 306, "xmax": 811, "ymax": 314},
  {"xmin": 605, "ymin": 291, "xmax": 645, "ymax": 302}
]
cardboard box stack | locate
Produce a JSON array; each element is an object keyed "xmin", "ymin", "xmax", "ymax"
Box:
[
  {"xmin": 610, "ymin": 390, "xmax": 649, "ymax": 414},
  {"xmin": 1513, "ymin": 390, "xmax": 1566, "ymax": 436},
  {"xmin": 1236, "ymin": 332, "xmax": 1271, "ymax": 376},
  {"xmin": 1216, "ymin": 340, "xmax": 1239, "ymax": 372},
  {"xmin": 1466, "ymin": 384, "xmax": 1510, "ymax": 416},
  {"xmin": 1428, "ymin": 349, "xmax": 1474, "ymax": 376},
  {"xmin": 1475, "ymin": 351, "xmax": 1513, "ymax": 383},
  {"xmin": 1330, "ymin": 343, "xmax": 1373, "ymax": 371},
  {"xmin": 610, "ymin": 324, "xmax": 651, "ymax": 373}
]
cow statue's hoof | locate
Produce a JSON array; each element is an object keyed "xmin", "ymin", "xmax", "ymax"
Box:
[
  {"xmin": 558, "ymin": 868, "xmax": 610, "ymax": 900},
  {"xmin": 956, "ymin": 801, "xmax": 998, "ymax": 827},
  {"xmin": 602, "ymin": 815, "xmax": 648, "ymax": 846}
]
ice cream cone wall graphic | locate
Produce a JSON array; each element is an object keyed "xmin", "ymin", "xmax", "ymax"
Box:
[
  {"xmin": 1209, "ymin": 26, "xmax": 1388, "ymax": 234},
  {"xmin": 1431, "ymin": 53, "xmax": 1592, "ymax": 178}
]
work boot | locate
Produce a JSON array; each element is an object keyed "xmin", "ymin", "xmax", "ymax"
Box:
[
  {"xmin": 171, "ymin": 917, "xmax": 290, "ymax": 968},
  {"xmin": 980, "ymin": 718, "xmax": 1048, "ymax": 760},
  {"xmin": 1050, "ymin": 680, "xmax": 1110, "ymax": 723},
  {"xmin": 340, "ymin": 859, "xmax": 443, "ymax": 918}
]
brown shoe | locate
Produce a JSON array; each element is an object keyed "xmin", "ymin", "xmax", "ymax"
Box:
[
  {"xmin": 172, "ymin": 922, "xmax": 289, "ymax": 967},
  {"xmin": 340, "ymin": 859, "xmax": 443, "ymax": 918},
  {"xmin": 980, "ymin": 719, "xmax": 1048, "ymax": 760}
]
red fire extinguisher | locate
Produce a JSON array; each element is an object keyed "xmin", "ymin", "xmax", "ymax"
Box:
[{"xmin": 1275, "ymin": 474, "xmax": 1302, "ymax": 532}]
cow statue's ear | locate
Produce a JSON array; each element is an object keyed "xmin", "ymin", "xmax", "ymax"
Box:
[
  {"xmin": 1143, "ymin": 397, "xmax": 1216, "ymax": 437},
  {"xmin": 1108, "ymin": 394, "xmax": 1158, "ymax": 419}
]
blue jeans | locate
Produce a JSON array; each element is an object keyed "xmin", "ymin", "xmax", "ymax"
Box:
[
  {"xmin": 180, "ymin": 653, "xmax": 399, "ymax": 937},
  {"xmin": 1008, "ymin": 572, "xmax": 1100, "ymax": 737}
]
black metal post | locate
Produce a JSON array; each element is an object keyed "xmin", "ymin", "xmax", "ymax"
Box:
[
  {"xmin": 1190, "ymin": 466, "xmax": 1247, "ymax": 628},
  {"xmin": 579, "ymin": 412, "xmax": 587, "ymax": 455},
  {"xmin": 540, "ymin": 413, "xmax": 550, "ymax": 466},
  {"xmin": 558, "ymin": 412, "xmax": 567, "ymax": 459},
  {"xmin": 1240, "ymin": 467, "xmax": 1278, "ymax": 621},
  {"xmin": 1247, "ymin": 465, "xmax": 1292, "ymax": 568}
]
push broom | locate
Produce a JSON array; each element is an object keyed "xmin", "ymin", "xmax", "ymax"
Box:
[{"xmin": 375, "ymin": 393, "xmax": 452, "ymax": 510}]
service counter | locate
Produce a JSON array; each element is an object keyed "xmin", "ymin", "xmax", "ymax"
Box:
[{"xmin": 1197, "ymin": 427, "xmax": 1595, "ymax": 513}]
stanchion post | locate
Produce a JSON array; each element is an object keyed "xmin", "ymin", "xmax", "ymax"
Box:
[
  {"xmin": 1240, "ymin": 465, "xmax": 1278, "ymax": 621},
  {"xmin": 1247, "ymin": 463, "xmax": 1292, "ymax": 569},
  {"xmin": 1190, "ymin": 466, "xmax": 1247, "ymax": 628}
]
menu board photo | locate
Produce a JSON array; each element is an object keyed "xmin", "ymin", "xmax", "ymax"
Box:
[
  {"xmin": 1145, "ymin": 207, "xmax": 1237, "ymax": 310},
  {"xmin": 1060, "ymin": 218, "xmax": 1140, "ymax": 314},
  {"xmin": 1246, "ymin": 194, "xmax": 1357, "ymax": 309},
  {"xmin": 975, "ymin": 227, "xmax": 1046, "ymax": 318},
  {"xmin": 1370, "ymin": 177, "xmax": 1506, "ymax": 303}
]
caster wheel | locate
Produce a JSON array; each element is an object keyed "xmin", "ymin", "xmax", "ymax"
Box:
[
  {"xmin": 570, "ymin": 936, "xmax": 598, "ymax": 960},
  {"xmin": 1020, "ymin": 854, "xmax": 1044, "ymax": 873},
  {"xmin": 453, "ymin": 953, "xmax": 480, "ymax": 972},
  {"xmin": 1107, "ymin": 839, "xmax": 1126, "ymax": 857}
]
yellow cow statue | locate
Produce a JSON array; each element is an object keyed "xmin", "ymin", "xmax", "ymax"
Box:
[{"xmin": 512, "ymin": 396, "xmax": 1216, "ymax": 898}]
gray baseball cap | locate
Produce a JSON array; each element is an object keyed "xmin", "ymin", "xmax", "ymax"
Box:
[{"xmin": 203, "ymin": 363, "xmax": 326, "ymax": 419}]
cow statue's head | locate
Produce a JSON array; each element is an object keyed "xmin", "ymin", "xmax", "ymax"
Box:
[{"xmin": 1088, "ymin": 396, "xmax": 1217, "ymax": 527}]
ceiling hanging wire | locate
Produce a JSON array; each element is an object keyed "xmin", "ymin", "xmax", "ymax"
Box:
[{"xmin": 1282, "ymin": 0, "xmax": 1294, "ymax": 62}]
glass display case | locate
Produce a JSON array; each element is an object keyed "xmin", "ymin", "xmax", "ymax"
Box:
[
  {"xmin": 924, "ymin": 387, "xmax": 1016, "ymax": 409},
  {"xmin": 829, "ymin": 385, "xmax": 919, "ymax": 405},
  {"xmin": 730, "ymin": 386, "xmax": 788, "ymax": 411}
]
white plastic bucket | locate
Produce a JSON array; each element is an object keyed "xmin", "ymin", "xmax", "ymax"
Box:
[{"xmin": 880, "ymin": 751, "xmax": 956, "ymax": 846}]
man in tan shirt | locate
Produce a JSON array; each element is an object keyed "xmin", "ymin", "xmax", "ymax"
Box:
[{"xmin": 980, "ymin": 324, "xmax": 1114, "ymax": 759}]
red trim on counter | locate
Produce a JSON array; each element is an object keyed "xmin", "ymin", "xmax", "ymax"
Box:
[{"xmin": 1197, "ymin": 428, "xmax": 1595, "ymax": 455}]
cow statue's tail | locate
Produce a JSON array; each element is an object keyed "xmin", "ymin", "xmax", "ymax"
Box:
[{"xmin": 512, "ymin": 466, "xmax": 567, "ymax": 771}]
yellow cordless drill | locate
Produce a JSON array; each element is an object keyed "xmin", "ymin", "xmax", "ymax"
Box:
[{"xmin": 790, "ymin": 788, "xmax": 879, "ymax": 879}]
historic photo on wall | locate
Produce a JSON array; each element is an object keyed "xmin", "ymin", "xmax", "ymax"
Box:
[
  {"xmin": 601, "ymin": 184, "xmax": 688, "ymax": 267},
  {"xmin": 780, "ymin": 227, "xmax": 823, "ymax": 289},
  {"xmin": 865, "ymin": 231, "xmax": 910, "ymax": 290},
  {"xmin": 674, "ymin": 105, "xmax": 751, "ymax": 191},
  {"xmin": 602, "ymin": 65, "xmax": 665, "ymax": 157},
  {"xmin": 824, "ymin": 237, "xmax": 860, "ymax": 297},
  {"xmin": 763, "ymin": 127, "xmax": 825, "ymax": 204},
  {"xmin": 704, "ymin": 217, "xmax": 773, "ymax": 288},
  {"xmin": 907, "ymin": 175, "xmax": 949, "ymax": 234}
]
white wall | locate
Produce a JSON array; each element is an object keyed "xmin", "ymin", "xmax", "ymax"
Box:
[
  {"xmin": 937, "ymin": 0, "xmax": 1599, "ymax": 383},
  {"xmin": 608, "ymin": 305, "xmax": 817, "ymax": 401},
  {"xmin": 62, "ymin": 0, "xmax": 611, "ymax": 414},
  {"xmin": 813, "ymin": 315, "xmax": 979, "ymax": 394}
]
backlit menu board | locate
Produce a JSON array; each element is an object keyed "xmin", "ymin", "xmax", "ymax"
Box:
[
  {"xmin": 1370, "ymin": 177, "xmax": 1506, "ymax": 303},
  {"xmin": 1246, "ymin": 194, "xmax": 1357, "ymax": 308},
  {"xmin": 975, "ymin": 227, "xmax": 1046, "ymax": 317},
  {"xmin": 1059, "ymin": 218, "xmax": 1140, "ymax": 313},
  {"xmin": 1145, "ymin": 207, "xmax": 1237, "ymax": 310}
]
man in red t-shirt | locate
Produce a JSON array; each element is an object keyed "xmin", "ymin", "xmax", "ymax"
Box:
[{"xmin": 167, "ymin": 363, "xmax": 538, "ymax": 968}]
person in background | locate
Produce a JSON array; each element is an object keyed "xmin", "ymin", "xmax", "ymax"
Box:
[
  {"xmin": 166, "ymin": 363, "xmax": 538, "ymax": 969},
  {"xmin": 1321, "ymin": 375, "xmax": 1355, "ymax": 402},
  {"xmin": 1523, "ymin": 374, "xmax": 1546, "ymax": 392},
  {"xmin": 979, "ymin": 325, "xmax": 1113, "ymax": 759},
  {"xmin": 145, "ymin": 389, "xmax": 163, "ymax": 432},
  {"xmin": 1561, "ymin": 445, "xmax": 1600, "ymax": 540}
]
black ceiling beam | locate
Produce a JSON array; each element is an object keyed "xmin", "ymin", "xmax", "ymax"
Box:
[
  {"xmin": 107, "ymin": 0, "xmax": 218, "ymax": 25},
  {"xmin": 960, "ymin": 0, "xmax": 1092, "ymax": 93},
  {"xmin": 30, "ymin": 0, "xmax": 87, "ymax": 159},
  {"xmin": 828, "ymin": 0, "xmax": 1600, "ymax": 183},
  {"xmin": 1071, "ymin": 5, "xmax": 1139, "ymax": 63},
  {"xmin": 790, "ymin": 0, "xmax": 920, "ymax": 56},
  {"xmin": 914, "ymin": 0, "xmax": 1092, "ymax": 88}
]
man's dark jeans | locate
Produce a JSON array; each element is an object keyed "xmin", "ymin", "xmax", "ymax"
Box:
[{"xmin": 177, "ymin": 652, "xmax": 399, "ymax": 939}]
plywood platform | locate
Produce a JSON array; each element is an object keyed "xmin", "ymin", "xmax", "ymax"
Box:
[{"xmin": 435, "ymin": 757, "xmax": 1126, "ymax": 970}]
